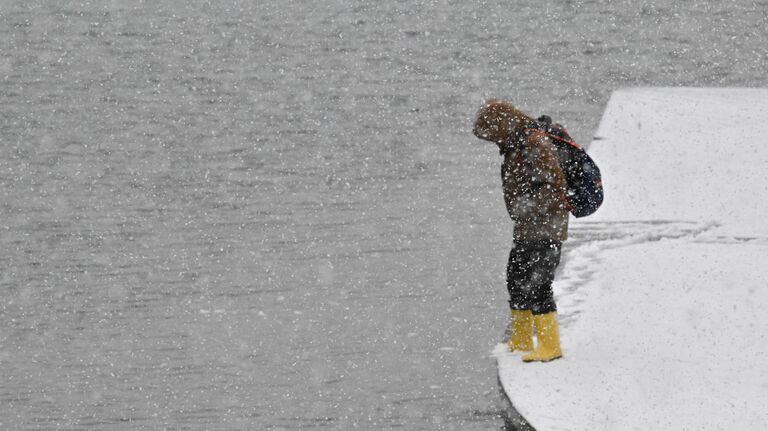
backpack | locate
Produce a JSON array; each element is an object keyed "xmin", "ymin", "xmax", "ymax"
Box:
[{"xmin": 527, "ymin": 116, "xmax": 604, "ymax": 218}]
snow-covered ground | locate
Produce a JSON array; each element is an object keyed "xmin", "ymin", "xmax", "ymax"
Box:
[{"xmin": 495, "ymin": 88, "xmax": 768, "ymax": 430}]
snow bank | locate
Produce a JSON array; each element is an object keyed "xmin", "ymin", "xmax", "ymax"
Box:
[
  {"xmin": 495, "ymin": 88, "xmax": 768, "ymax": 430},
  {"xmin": 589, "ymin": 87, "xmax": 768, "ymax": 238}
]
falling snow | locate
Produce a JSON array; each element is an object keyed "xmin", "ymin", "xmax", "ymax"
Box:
[{"xmin": 1, "ymin": 1, "xmax": 767, "ymax": 430}]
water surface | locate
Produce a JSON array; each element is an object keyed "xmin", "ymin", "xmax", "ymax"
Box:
[{"xmin": 1, "ymin": 1, "xmax": 766, "ymax": 429}]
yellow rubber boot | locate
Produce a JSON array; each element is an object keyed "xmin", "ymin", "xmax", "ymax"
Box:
[
  {"xmin": 507, "ymin": 310, "xmax": 533, "ymax": 352},
  {"xmin": 522, "ymin": 312, "xmax": 563, "ymax": 362}
]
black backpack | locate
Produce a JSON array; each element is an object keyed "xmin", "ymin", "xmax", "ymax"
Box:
[{"xmin": 527, "ymin": 116, "xmax": 604, "ymax": 218}]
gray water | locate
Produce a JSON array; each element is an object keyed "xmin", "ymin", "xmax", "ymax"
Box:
[{"xmin": 1, "ymin": 1, "xmax": 766, "ymax": 429}]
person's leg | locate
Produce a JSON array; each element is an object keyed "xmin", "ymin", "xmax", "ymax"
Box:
[
  {"xmin": 506, "ymin": 242, "xmax": 533, "ymax": 351},
  {"xmin": 523, "ymin": 241, "xmax": 564, "ymax": 362},
  {"xmin": 527, "ymin": 241, "xmax": 561, "ymax": 316}
]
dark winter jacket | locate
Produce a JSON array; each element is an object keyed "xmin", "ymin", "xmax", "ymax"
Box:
[{"xmin": 473, "ymin": 100, "xmax": 569, "ymax": 241}]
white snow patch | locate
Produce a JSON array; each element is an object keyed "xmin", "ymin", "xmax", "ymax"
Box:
[
  {"xmin": 496, "ymin": 88, "xmax": 768, "ymax": 430},
  {"xmin": 588, "ymin": 87, "xmax": 768, "ymax": 239}
]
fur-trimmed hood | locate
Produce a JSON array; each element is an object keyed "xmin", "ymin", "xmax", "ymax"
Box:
[{"xmin": 472, "ymin": 99, "xmax": 534, "ymax": 148}]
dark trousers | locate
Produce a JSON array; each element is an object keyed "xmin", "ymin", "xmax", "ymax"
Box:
[{"xmin": 507, "ymin": 240, "xmax": 562, "ymax": 315}]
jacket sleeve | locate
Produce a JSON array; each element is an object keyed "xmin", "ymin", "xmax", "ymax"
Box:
[
  {"xmin": 532, "ymin": 134, "xmax": 569, "ymax": 217},
  {"xmin": 502, "ymin": 134, "xmax": 568, "ymax": 222}
]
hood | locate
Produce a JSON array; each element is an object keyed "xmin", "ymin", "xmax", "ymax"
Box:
[{"xmin": 472, "ymin": 99, "xmax": 534, "ymax": 146}]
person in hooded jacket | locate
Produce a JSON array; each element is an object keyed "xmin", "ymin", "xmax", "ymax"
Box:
[{"xmin": 472, "ymin": 99, "xmax": 569, "ymax": 362}]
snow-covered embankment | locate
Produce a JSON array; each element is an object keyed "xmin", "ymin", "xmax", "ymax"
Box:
[{"xmin": 495, "ymin": 88, "xmax": 768, "ymax": 430}]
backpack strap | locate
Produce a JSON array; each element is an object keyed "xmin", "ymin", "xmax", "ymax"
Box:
[
  {"xmin": 530, "ymin": 116, "xmax": 582, "ymax": 149},
  {"xmin": 524, "ymin": 127, "xmax": 581, "ymax": 150},
  {"xmin": 559, "ymin": 193, "xmax": 574, "ymax": 212}
]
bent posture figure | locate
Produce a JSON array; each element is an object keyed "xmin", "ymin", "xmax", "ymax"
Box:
[{"xmin": 473, "ymin": 99, "xmax": 569, "ymax": 362}]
